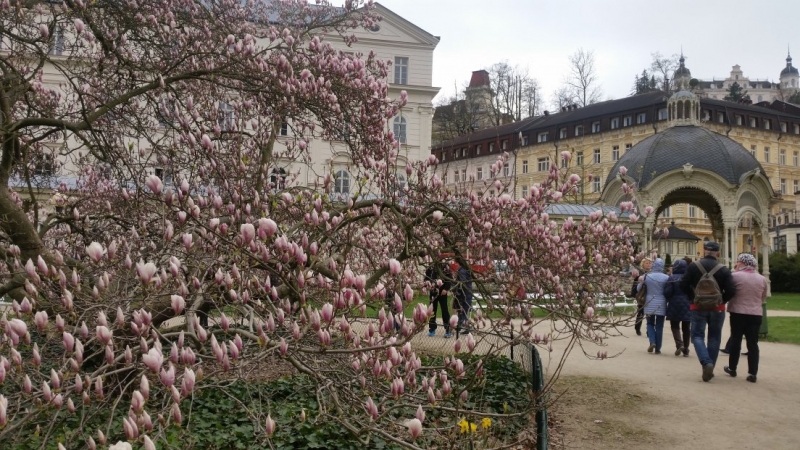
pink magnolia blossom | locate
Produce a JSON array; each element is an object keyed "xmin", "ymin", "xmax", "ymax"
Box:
[
  {"xmin": 86, "ymin": 242, "xmax": 104, "ymax": 262},
  {"xmin": 145, "ymin": 174, "xmax": 163, "ymax": 194},
  {"xmin": 388, "ymin": 258, "xmax": 401, "ymax": 275},
  {"xmin": 136, "ymin": 261, "xmax": 157, "ymax": 284},
  {"xmin": 407, "ymin": 418, "xmax": 423, "ymax": 439},
  {"xmin": 96, "ymin": 326, "xmax": 112, "ymax": 345},
  {"xmin": 142, "ymin": 348, "xmax": 163, "ymax": 372}
]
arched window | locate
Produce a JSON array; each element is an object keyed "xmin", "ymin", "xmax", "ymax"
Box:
[
  {"xmin": 393, "ymin": 116, "xmax": 407, "ymax": 144},
  {"xmin": 792, "ymin": 79, "xmax": 796, "ymax": 87},
  {"xmin": 334, "ymin": 170, "xmax": 350, "ymax": 194}
]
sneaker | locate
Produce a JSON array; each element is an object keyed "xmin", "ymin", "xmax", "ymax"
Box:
[
  {"xmin": 636, "ymin": 330, "xmax": 642, "ymax": 336},
  {"xmin": 444, "ymin": 333, "xmax": 452, "ymax": 338},
  {"xmin": 683, "ymin": 348, "xmax": 690, "ymax": 357},
  {"xmin": 427, "ymin": 331, "xmax": 435, "ymax": 337},
  {"xmin": 655, "ymin": 350, "xmax": 661, "ymax": 355},
  {"xmin": 746, "ymin": 374, "xmax": 757, "ymax": 383},
  {"xmin": 724, "ymin": 366, "xmax": 737, "ymax": 378},
  {"xmin": 675, "ymin": 348, "xmax": 682, "ymax": 356},
  {"xmin": 647, "ymin": 344, "xmax": 655, "ymax": 353},
  {"xmin": 702, "ymin": 363, "xmax": 715, "ymax": 382}
]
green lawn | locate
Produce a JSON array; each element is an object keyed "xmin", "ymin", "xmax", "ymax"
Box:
[
  {"xmin": 767, "ymin": 292, "xmax": 800, "ymax": 311},
  {"xmin": 764, "ymin": 317, "xmax": 800, "ymax": 345}
]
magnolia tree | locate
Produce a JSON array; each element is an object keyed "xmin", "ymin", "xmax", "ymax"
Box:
[{"xmin": 0, "ymin": 1, "xmax": 646, "ymax": 448}]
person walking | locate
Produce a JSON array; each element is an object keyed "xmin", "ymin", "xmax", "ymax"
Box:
[
  {"xmin": 633, "ymin": 258, "xmax": 653, "ymax": 336},
  {"xmin": 637, "ymin": 258, "xmax": 669, "ymax": 354},
  {"xmin": 723, "ymin": 253, "xmax": 767, "ymax": 383},
  {"xmin": 452, "ymin": 258, "xmax": 473, "ymax": 335},
  {"xmin": 425, "ymin": 259, "xmax": 452, "ymax": 338},
  {"xmin": 679, "ymin": 241, "xmax": 736, "ymax": 382},
  {"xmin": 664, "ymin": 259, "xmax": 692, "ymax": 357}
]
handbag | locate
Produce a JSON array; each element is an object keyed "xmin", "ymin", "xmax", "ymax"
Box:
[{"xmin": 635, "ymin": 275, "xmax": 647, "ymax": 307}]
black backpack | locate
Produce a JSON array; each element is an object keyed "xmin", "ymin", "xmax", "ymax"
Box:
[{"xmin": 693, "ymin": 261, "xmax": 724, "ymax": 310}]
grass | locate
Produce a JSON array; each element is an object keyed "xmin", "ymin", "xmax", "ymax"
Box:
[
  {"xmin": 764, "ymin": 317, "xmax": 800, "ymax": 345},
  {"xmin": 767, "ymin": 292, "xmax": 800, "ymax": 311}
]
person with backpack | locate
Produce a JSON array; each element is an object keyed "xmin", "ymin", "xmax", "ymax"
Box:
[
  {"xmin": 664, "ymin": 259, "xmax": 692, "ymax": 357},
  {"xmin": 636, "ymin": 258, "xmax": 669, "ymax": 354},
  {"xmin": 679, "ymin": 241, "xmax": 737, "ymax": 382},
  {"xmin": 723, "ymin": 253, "xmax": 767, "ymax": 383}
]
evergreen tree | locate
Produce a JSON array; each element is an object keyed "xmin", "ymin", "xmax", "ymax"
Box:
[{"xmin": 724, "ymin": 82, "xmax": 751, "ymax": 103}]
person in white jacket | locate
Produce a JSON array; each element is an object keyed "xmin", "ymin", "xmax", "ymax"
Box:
[{"xmin": 637, "ymin": 258, "xmax": 670, "ymax": 354}]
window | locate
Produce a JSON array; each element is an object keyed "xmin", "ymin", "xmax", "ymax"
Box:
[
  {"xmin": 764, "ymin": 119, "xmax": 772, "ymax": 130},
  {"xmin": 475, "ymin": 144, "xmax": 481, "ymax": 155},
  {"xmin": 780, "ymin": 149, "xmax": 786, "ymax": 165},
  {"xmin": 736, "ymin": 115, "xmax": 743, "ymax": 126},
  {"xmin": 658, "ymin": 108, "xmax": 668, "ymax": 120},
  {"xmin": 576, "ymin": 151, "xmax": 584, "ymax": 166},
  {"xmin": 636, "ymin": 112, "xmax": 646, "ymax": 124},
  {"xmin": 218, "ymin": 102, "xmax": 234, "ymax": 131},
  {"xmin": 393, "ymin": 116, "xmax": 407, "ymax": 144},
  {"xmin": 521, "ymin": 135, "xmax": 529, "ymax": 146},
  {"xmin": 279, "ymin": 121, "xmax": 289, "ymax": 136},
  {"xmin": 612, "ymin": 145, "xmax": 620, "ymax": 161},
  {"xmin": 522, "ymin": 160, "xmax": 528, "ymax": 174},
  {"xmin": 394, "ymin": 57, "xmax": 408, "ymax": 85},
  {"xmin": 794, "ymin": 124, "xmax": 800, "ymax": 134},
  {"xmin": 592, "ymin": 176, "xmax": 601, "ymax": 193},
  {"xmin": 442, "ymin": 171, "xmax": 447, "ymax": 184},
  {"xmin": 794, "ymin": 151, "xmax": 799, "ymax": 166},
  {"xmin": 334, "ymin": 170, "xmax": 350, "ymax": 195},
  {"xmin": 521, "ymin": 186, "xmax": 528, "ymax": 198},
  {"xmin": 270, "ymin": 168, "xmax": 287, "ymax": 191},
  {"xmin": 625, "ymin": 143, "xmax": 632, "ymax": 153},
  {"xmin": 702, "ymin": 110, "xmax": 711, "ymax": 121},
  {"xmin": 750, "ymin": 117, "xmax": 758, "ymax": 127},
  {"xmin": 453, "ymin": 170, "xmax": 458, "ymax": 182},
  {"xmin": 501, "ymin": 163, "xmax": 509, "ymax": 177},
  {"xmin": 764, "ymin": 147, "xmax": 770, "ymax": 163},
  {"xmin": 794, "ymin": 180, "xmax": 798, "ymax": 194},
  {"xmin": 489, "ymin": 143, "xmax": 495, "ymax": 152},
  {"xmin": 781, "ymin": 122, "xmax": 788, "ymax": 132},
  {"xmin": 440, "ymin": 151, "xmax": 446, "ymax": 162},
  {"xmin": 623, "ymin": 116, "xmax": 632, "ymax": 126},
  {"xmin": 610, "ymin": 117, "xmax": 619, "ymax": 129},
  {"xmin": 33, "ymin": 153, "xmax": 56, "ymax": 177},
  {"xmin": 593, "ymin": 148, "xmax": 600, "ymax": 164},
  {"xmin": 717, "ymin": 112, "xmax": 725, "ymax": 123},
  {"xmin": 750, "ymin": 145, "xmax": 756, "ymax": 157},
  {"xmin": 561, "ymin": 157, "xmax": 567, "ymax": 168},
  {"xmin": 591, "ymin": 121, "xmax": 601, "ymax": 133},
  {"xmin": 461, "ymin": 169, "xmax": 467, "ymax": 182},
  {"xmin": 781, "ymin": 178, "xmax": 787, "ymax": 194},
  {"xmin": 49, "ymin": 26, "xmax": 65, "ymax": 56},
  {"xmin": 461, "ymin": 148, "xmax": 467, "ymax": 158},
  {"xmin": 559, "ymin": 128, "xmax": 567, "ymax": 139},
  {"xmin": 537, "ymin": 132, "xmax": 548, "ymax": 143},
  {"xmin": 501, "ymin": 139, "xmax": 508, "ymax": 150},
  {"xmin": 688, "ymin": 205, "xmax": 697, "ymax": 218},
  {"xmin": 665, "ymin": 241, "xmax": 674, "ymax": 255},
  {"xmin": 662, "ymin": 206, "xmax": 671, "ymax": 218},
  {"xmin": 537, "ymin": 157, "xmax": 550, "ymax": 172},
  {"xmin": 476, "ymin": 167, "xmax": 483, "ymax": 180},
  {"xmin": 575, "ymin": 125, "xmax": 583, "ymax": 136}
]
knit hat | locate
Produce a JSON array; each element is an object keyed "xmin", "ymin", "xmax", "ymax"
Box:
[{"xmin": 737, "ymin": 252, "xmax": 757, "ymax": 268}]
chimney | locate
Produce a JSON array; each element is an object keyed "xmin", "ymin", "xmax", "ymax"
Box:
[
  {"xmin": 544, "ymin": 110, "xmax": 549, "ymax": 116},
  {"xmin": 561, "ymin": 106, "xmax": 567, "ymax": 112}
]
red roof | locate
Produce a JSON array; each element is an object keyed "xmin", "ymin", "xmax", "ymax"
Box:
[{"xmin": 468, "ymin": 70, "xmax": 490, "ymax": 88}]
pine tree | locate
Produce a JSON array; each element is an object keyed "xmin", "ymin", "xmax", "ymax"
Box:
[{"xmin": 724, "ymin": 82, "xmax": 751, "ymax": 103}]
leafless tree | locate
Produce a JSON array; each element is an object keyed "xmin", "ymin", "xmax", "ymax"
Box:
[
  {"xmin": 487, "ymin": 61, "xmax": 541, "ymax": 124},
  {"xmin": 650, "ymin": 52, "xmax": 680, "ymax": 93},
  {"xmin": 564, "ymin": 48, "xmax": 602, "ymax": 107},
  {"xmin": 551, "ymin": 86, "xmax": 577, "ymax": 112},
  {"xmin": 431, "ymin": 83, "xmax": 485, "ymax": 144}
]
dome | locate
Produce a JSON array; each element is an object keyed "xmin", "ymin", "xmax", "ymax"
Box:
[
  {"xmin": 674, "ymin": 55, "xmax": 691, "ymax": 78},
  {"xmin": 780, "ymin": 54, "xmax": 799, "ymax": 77},
  {"xmin": 606, "ymin": 126, "xmax": 764, "ymax": 189}
]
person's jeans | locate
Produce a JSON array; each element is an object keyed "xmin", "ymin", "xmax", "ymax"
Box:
[
  {"xmin": 455, "ymin": 295, "xmax": 472, "ymax": 333},
  {"xmin": 691, "ymin": 310, "xmax": 726, "ymax": 367},
  {"xmin": 728, "ymin": 312, "xmax": 762, "ymax": 376},
  {"xmin": 646, "ymin": 314, "xmax": 665, "ymax": 351},
  {"xmin": 429, "ymin": 293, "xmax": 451, "ymax": 333}
]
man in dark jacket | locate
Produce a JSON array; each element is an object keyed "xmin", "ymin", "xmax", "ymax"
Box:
[
  {"xmin": 425, "ymin": 260, "xmax": 452, "ymax": 337},
  {"xmin": 679, "ymin": 241, "xmax": 736, "ymax": 382},
  {"xmin": 452, "ymin": 259, "xmax": 473, "ymax": 335}
]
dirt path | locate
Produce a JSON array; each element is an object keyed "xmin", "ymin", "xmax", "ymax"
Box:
[{"xmin": 542, "ymin": 310, "xmax": 800, "ymax": 449}]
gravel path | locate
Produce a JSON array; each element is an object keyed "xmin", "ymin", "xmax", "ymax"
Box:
[{"xmin": 543, "ymin": 309, "xmax": 800, "ymax": 449}]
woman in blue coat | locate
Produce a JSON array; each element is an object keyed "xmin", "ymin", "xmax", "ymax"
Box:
[
  {"xmin": 637, "ymin": 258, "xmax": 669, "ymax": 354},
  {"xmin": 664, "ymin": 259, "xmax": 692, "ymax": 357}
]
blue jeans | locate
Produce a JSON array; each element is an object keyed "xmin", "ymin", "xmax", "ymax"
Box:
[
  {"xmin": 455, "ymin": 295, "xmax": 472, "ymax": 333},
  {"xmin": 691, "ymin": 310, "xmax": 726, "ymax": 367},
  {"xmin": 646, "ymin": 315, "xmax": 665, "ymax": 351}
]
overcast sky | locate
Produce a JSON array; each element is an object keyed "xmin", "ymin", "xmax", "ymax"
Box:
[{"xmin": 376, "ymin": 0, "xmax": 800, "ymax": 108}]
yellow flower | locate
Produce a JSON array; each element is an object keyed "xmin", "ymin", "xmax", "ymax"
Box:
[
  {"xmin": 481, "ymin": 418, "xmax": 492, "ymax": 429},
  {"xmin": 458, "ymin": 419, "xmax": 470, "ymax": 434},
  {"xmin": 470, "ymin": 423, "xmax": 477, "ymax": 433}
]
